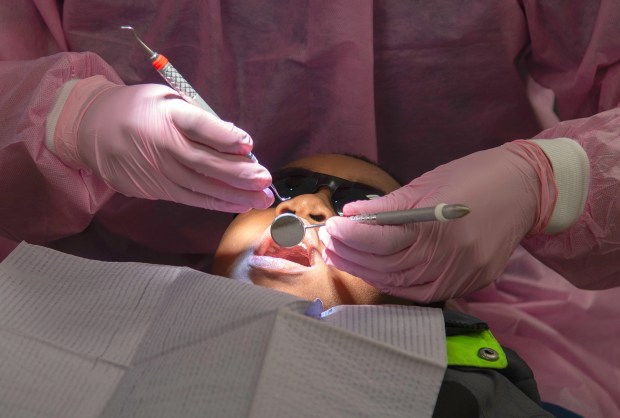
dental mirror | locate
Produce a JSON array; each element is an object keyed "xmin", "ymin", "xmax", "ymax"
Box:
[
  {"xmin": 270, "ymin": 213, "xmax": 323, "ymax": 247},
  {"xmin": 270, "ymin": 204, "xmax": 472, "ymax": 248}
]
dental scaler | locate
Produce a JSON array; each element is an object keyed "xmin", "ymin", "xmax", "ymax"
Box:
[
  {"xmin": 120, "ymin": 26, "xmax": 218, "ymax": 117},
  {"xmin": 120, "ymin": 26, "xmax": 289, "ymax": 201}
]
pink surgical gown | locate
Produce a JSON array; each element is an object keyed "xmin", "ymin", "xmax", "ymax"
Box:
[
  {"xmin": 0, "ymin": 1, "xmax": 619, "ymax": 414},
  {"xmin": 2, "ymin": 0, "xmax": 619, "ymax": 285},
  {"xmin": 452, "ymin": 246, "xmax": 620, "ymax": 418}
]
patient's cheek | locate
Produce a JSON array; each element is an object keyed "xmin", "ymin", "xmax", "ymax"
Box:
[
  {"xmin": 223, "ymin": 213, "xmax": 268, "ymax": 245},
  {"xmin": 214, "ymin": 210, "xmax": 277, "ymax": 272}
]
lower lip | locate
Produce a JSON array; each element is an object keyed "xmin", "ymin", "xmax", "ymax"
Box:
[{"xmin": 248, "ymin": 255, "xmax": 315, "ymax": 274}]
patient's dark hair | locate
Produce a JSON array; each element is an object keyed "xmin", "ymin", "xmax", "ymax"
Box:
[{"xmin": 341, "ymin": 153, "xmax": 404, "ymax": 186}]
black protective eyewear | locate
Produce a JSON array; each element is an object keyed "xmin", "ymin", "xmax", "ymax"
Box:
[{"xmin": 271, "ymin": 168, "xmax": 385, "ymax": 215}]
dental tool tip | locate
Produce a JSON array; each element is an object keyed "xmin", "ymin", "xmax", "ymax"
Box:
[
  {"xmin": 120, "ymin": 25, "xmax": 156, "ymax": 57},
  {"xmin": 270, "ymin": 185, "xmax": 290, "ymax": 201},
  {"xmin": 444, "ymin": 204, "xmax": 470, "ymax": 219}
]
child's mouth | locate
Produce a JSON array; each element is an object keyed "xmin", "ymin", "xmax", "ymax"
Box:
[
  {"xmin": 261, "ymin": 242, "xmax": 311, "ymax": 267},
  {"xmin": 250, "ymin": 226, "xmax": 320, "ymax": 273}
]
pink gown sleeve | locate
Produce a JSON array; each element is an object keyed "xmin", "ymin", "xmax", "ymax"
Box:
[
  {"xmin": 0, "ymin": 1, "xmax": 123, "ymax": 248},
  {"xmin": 521, "ymin": 0, "xmax": 620, "ymax": 289}
]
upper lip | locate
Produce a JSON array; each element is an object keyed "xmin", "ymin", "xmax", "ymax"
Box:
[{"xmin": 255, "ymin": 218, "xmax": 321, "ymax": 266}]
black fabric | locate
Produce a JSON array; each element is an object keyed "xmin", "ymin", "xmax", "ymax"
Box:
[
  {"xmin": 433, "ymin": 380, "xmax": 480, "ymax": 417},
  {"xmin": 433, "ymin": 311, "xmax": 553, "ymax": 417},
  {"xmin": 443, "ymin": 310, "xmax": 489, "ymax": 336},
  {"xmin": 433, "ymin": 367, "xmax": 553, "ymax": 418},
  {"xmin": 498, "ymin": 347, "xmax": 542, "ymax": 405}
]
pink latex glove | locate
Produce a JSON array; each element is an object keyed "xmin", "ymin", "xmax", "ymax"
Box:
[
  {"xmin": 53, "ymin": 76, "xmax": 274, "ymax": 212},
  {"xmin": 319, "ymin": 141, "xmax": 557, "ymax": 303}
]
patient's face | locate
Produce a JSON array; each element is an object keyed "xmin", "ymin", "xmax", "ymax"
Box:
[{"xmin": 212, "ymin": 154, "xmax": 401, "ymax": 308}]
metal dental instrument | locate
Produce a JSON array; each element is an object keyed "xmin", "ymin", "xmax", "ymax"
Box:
[
  {"xmin": 270, "ymin": 204, "xmax": 471, "ymax": 247},
  {"xmin": 120, "ymin": 26, "xmax": 217, "ymax": 116},
  {"xmin": 120, "ymin": 26, "xmax": 289, "ymax": 202},
  {"xmin": 270, "ymin": 213, "xmax": 309, "ymax": 248}
]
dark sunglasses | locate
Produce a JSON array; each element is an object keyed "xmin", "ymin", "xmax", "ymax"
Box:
[{"xmin": 271, "ymin": 167, "xmax": 385, "ymax": 215}]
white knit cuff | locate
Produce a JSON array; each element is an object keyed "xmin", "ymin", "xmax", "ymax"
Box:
[
  {"xmin": 45, "ymin": 79, "xmax": 79, "ymax": 154},
  {"xmin": 529, "ymin": 138, "xmax": 589, "ymax": 233}
]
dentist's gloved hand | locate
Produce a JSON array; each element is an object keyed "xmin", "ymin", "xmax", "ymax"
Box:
[
  {"xmin": 51, "ymin": 76, "xmax": 274, "ymax": 213},
  {"xmin": 319, "ymin": 141, "xmax": 557, "ymax": 303}
]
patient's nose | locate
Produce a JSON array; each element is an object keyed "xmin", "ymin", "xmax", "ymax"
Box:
[{"xmin": 275, "ymin": 191, "xmax": 335, "ymax": 223}]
